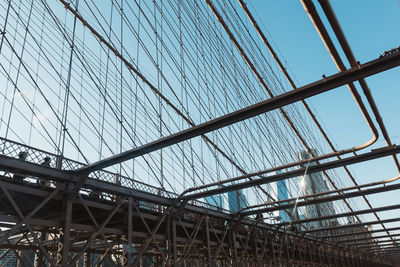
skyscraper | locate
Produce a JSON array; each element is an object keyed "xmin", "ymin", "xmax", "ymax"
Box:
[
  {"xmin": 228, "ymin": 190, "xmax": 247, "ymax": 213},
  {"xmin": 298, "ymin": 150, "xmax": 336, "ymax": 230},
  {"xmin": 277, "ymin": 174, "xmax": 291, "ymax": 222},
  {"xmin": 205, "ymin": 194, "xmax": 224, "ymax": 211},
  {"xmin": 277, "ymin": 172, "xmax": 299, "ymax": 224}
]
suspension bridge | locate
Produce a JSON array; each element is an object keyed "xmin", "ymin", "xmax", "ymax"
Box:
[{"xmin": 0, "ymin": 0, "xmax": 400, "ymax": 266}]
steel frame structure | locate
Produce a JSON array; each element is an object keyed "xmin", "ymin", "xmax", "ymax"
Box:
[
  {"xmin": 0, "ymin": 50, "xmax": 399, "ymax": 266},
  {"xmin": 0, "ymin": 172, "xmax": 396, "ymax": 267},
  {"xmin": 1, "ymin": 0, "xmax": 400, "ymax": 266}
]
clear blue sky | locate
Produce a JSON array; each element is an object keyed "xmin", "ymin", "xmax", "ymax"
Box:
[{"xmin": 249, "ymin": 0, "xmax": 400, "ymax": 224}]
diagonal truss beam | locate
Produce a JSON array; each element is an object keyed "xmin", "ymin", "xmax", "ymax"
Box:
[
  {"xmin": 0, "ymin": 181, "xmax": 56, "ymax": 266},
  {"xmin": 76, "ymin": 53, "xmax": 400, "ymax": 175},
  {"xmin": 0, "ymin": 184, "xmax": 63, "ymax": 245},
  {"xmin": 132, "ymin": 202, "xmax": 167, "ymax": 262},
  {"xmin": 68, "ymin": 197, "xmax": 126, "ymax": 266},
  {"xmin": 132, "ymin": 207, "xmax": 171, "ymax": 266},
  {"xmin": 77, "ymin": 195, "xmax": 121, "ymax": 265}
]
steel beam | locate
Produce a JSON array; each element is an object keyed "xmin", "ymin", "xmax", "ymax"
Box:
[
  {"xmin": 0, "ymin": 156, "xmax": 172, "ymax": 206},
  {"xmin": 306, "ymin": 217, "xmax": 400, "ymax": 234},
  {"xmin": 324, "ymin": 226, "xmax": 400, "ymax": 240},
  {"xmin": 76, "ymin": 53, "xmax": 400, "ymax": 175},
  {"xmin": 184, "ymin": 145, "xmax": 400, "ymax": 200},
  {"xmin": 353, "ymin": 239, "xmax": 400, "ymax": 248},
  {"xmin": 127, "ymin": 197, "xmax": 133, "ymax": 266},
  {"xmin": 280, "ymin": 203, "xmax": 400, "ymax": 226},
  {"xmin": 61, "ymin": 196, "xmax": 72, "ymax": 266},
  {"xmin": 0, "ymin": 155, "xmax": 72, "ymax": 181},
  {"xmin": 366, "ymin": 246, "xmax": 400, "ymax": 253},
  {"xmin": 241, "ymin": 181, "xmax": 400, "ymax": 216},
  {"xmin": 0, "ymin": 164, "xmax": 397, "ymax": 263},
  {"xmin": 341, "ymin": 233, "xmax": 400, "ymax": 245},
  {"xmin": 133, "ymin": 207, "xmax": 171, "ymax": 266}
]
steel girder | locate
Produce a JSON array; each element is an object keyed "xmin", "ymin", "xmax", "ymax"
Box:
[
  {"xmin": 278, "ymin": 204, "xmax": 400, "ymax": 226},
  {"xmin": 0, "ymin": 178, "xmax": 396, "ymax": 267},
  {"xmin": 3, "ymin": 144, "xmax": 400, "ymax": 209},
  {"xmin": 183, "ymin": 145, "xmax": 400, "ymax": 200},
  {"xmin": 240, "ymin": 181, "xmax": 400, "ymax": 216}
]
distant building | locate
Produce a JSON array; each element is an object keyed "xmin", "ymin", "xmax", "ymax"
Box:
[
  {"xmin": 275, "ymin": 170, "xmax": 303, "ymax": 226},
  {"xmin": 277, "ymin": 175, "xmax": 297, "ymax": 223},
  {"xmin": 205, "ymin": 194, "xmax": 224, "ymax": 211},
  {"xmin": 277, "ymin": 175, "xmax": 289, "ymax": 218},
  {"xmin": 298, "ymin": 150, "xmax": 336, "ymax": 230},
  {"xmin": 228, "ymin": 190, "xmax": 247, "ymax": 213},
  {"xmin": 329, "ymin": 216, "xmax": 372, "ymax": 246}
]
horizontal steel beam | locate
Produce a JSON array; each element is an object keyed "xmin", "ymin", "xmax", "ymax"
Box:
[
  {"xmin": 0, "ymin": 155, "xmax": 72, "ymax": 181},
  {"xmin": 280, "ymin": 203, "xmax": 400, "ymax": 225},
  {"xmin": 324, "ymin": 226, "xmax": 400, "ymax": 240},
  {"xmin": 372, "ymin": 248, "xmax": 400, "ymax": 253},
  {"xmin": 339, "ymin": 233, "xmax": 400, "ymax": 244},
  {"xmin": 354, "ymin": 239, "xmax": 400, "ymax": 248},
  {"xmin": 0, "ymin": 156, "xmax": 172, "ymax": 206},
  {"xmin": 366, "ymin": 245, "xmax": 400, "ymax": 252},
  {"xmin": 185, "ymin": 145, "xmax": 400, "ymax": 200},
  {"xmin": 76, "ymin": 53, "xmax": 400, "ymax": 175},
  {"xmin": 306, "ymin": 217, "xmax": 400, "ymax": 233},
  {"xmin": 241, "ymin": 181, "xmax": 400, "ymax": 216}
]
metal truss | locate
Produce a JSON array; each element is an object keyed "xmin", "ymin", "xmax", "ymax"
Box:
[
  {"xmin": 0, "ymin": 51, "xmax": 399, "ymax": 265},
  {"xmin": 1, "ymin": 85, "xmax": 400, "ymax": 266},
  {"xmin": 1, "ymin": 0, "xmax": 400, "ymax": 265},
  {"xmin": 0, "ymin": 175, "xmax": 396, "ymax": 267}
]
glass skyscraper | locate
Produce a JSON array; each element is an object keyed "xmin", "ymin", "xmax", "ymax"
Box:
[
  {"xmin": 277, "ymin": 171, "xmax": 299, "ymax": 223},
  {"xmin": 228, "ymin": 189, "xmax": 247, "ymax": 213},
  {"xmin": 277, "ymin": 177, "xmax": 291, "ymax": 223},
  {"xmin": 205, "ymin": 194, "xmax": 224, "ymax": 211},
  {"xmin": 298, "ymin": 150, "xmax": 336, "ymax": 230}
]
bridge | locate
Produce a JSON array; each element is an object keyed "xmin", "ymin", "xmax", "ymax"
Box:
[{"xmin": 0, "ymin": 0, "xmax": 400, "ymax": 266}]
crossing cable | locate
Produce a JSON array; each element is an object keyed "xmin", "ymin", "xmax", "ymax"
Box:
[
  {"xmin": 206, "ymin": 0, "xmax": 361, "ymax": 219},
  {"xmin": 301, "ymin": 0, "xmax": 400, "ymax": 247},
  {"xmin": 1, "ymin": 0, "xmax": 219, "ymax": 195},
  {"xmin": 39, "ymin": 0, "xmax": 172, "ymax": 189},
  {"xmin": 0, "ymin": 0, "xmax": 14, "ymax": 137},
  {"xmin": 218, "ymin": 0, "xmax": 333, "ymax": 212},
  {"xmin": 124, "ymin": 0, "xmax": 296, "ymax": 185},
  {"xmin": 138, "ymin": 0, "xmax": 299, "ymax": 195},
  {"xmin": 74, "ymin": 0, "xmax": 208, "ymax": 191},
  {"xmin": 238, "ymin": 0, "xmax": 371, "ymax": 225},
  {"xmin": 217, "ymin": 0, "xmax": 364, "ymax": 218},
  {"xmin": 58, "ymin": 0, "xmax": 80, "ymax": 162},
  {"xmin": 4, "ymin": 0, "xmax": 35, "ymax": 141},
  {"xmin": 28, "ymin": 5, "xmax": 46, "ymax": 146},
  {"xmin": 59, "ymin": 0, "xmax": 277, "ymax": 201}
]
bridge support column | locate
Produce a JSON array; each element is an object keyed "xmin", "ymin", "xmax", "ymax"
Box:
[
  {"xmin": 59, "ymin": 194, "xmax": 72, "ymax": 267},
  {"xmin": 205, "ymin": 216, "xmax": 213, "ymax": 267},
  {"xmin": 123, "ymin": 197, "xmax": 133, "ymax": 267},
  {"xmin": 172, "ymin": 215, "xmax": 177, "ymax": 267}
]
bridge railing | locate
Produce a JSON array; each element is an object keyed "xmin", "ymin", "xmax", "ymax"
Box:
[
  {"xmin": 0, "ymin": 138, "xmax": 171, "ymax": 195},
  {"xmin": 0, "ymin": 137, "xmax": 232, "ymax": 213}
]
